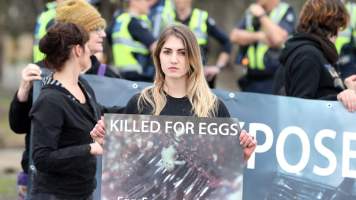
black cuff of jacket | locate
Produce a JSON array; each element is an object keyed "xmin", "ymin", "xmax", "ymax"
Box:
[{"xmin": 12, "ymin": 91, "xmax": 31, "ymax": 108}]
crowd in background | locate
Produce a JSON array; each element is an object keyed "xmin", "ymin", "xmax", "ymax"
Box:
[{"xmin": 8, "ymin": 0, "xmax": 356, "ymax": 199}]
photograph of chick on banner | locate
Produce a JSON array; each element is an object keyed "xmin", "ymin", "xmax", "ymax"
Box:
[
  {"xmin": 102, "ymin": 114, "xmax": 244, "ymax": 200},
  {"xmin": 82, "ymin": 75, "xmax": 356, "ymax": 200}
]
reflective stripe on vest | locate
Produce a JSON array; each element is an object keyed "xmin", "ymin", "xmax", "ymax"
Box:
[
  {"xmin": 188, "ymin": 9, "xmax": 208, "ymax": 45},
  {"xmin": 112, "ymin": 13, "xmax": 151, "ymax": 72},
  {"xmin": 161, "ymin": 0, "xmax": 175, "ymax": 28},
  {"xmin": 335, "ymin": 2, "xmax": 356, "ymax": 53},
  {"xmin": 246, "ymin": 2, "xmax": 289, "ymax": 70},
  {"xmin": 33, "ymin": 2, "xmax": 56, "ymax": 62},
  {"xmin": 172, "ymin": 8, "xmax": 208, "ymax": 45},
  {"xmin": 157, "ymin": 0, "xmax": 175, "ymax": 33}
]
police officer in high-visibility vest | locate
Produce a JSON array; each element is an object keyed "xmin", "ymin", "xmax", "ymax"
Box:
[
  {"xmin": 148, "ymin": 0, "xmax": 175, "ymax": 38},
  {"xmin": 230, "ymin": 0, "xmax": 295, "ymax": 94},
  {"xmin": 33, "ymin": 0, "xmax": 62, "ymax": 63},
  {"xmin": 110, "ymin": 0, "xmax": 157, "ymax": 82},
  {"xmin": 170, "ymin": 0, "xmax": 232, "ymax": 88},
  {"xmin": 336, "ymin": 0, "xmax": 356, "ymax": 79}
]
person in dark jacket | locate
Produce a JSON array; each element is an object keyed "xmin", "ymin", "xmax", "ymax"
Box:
[
  {"xmin": 29, "ymin": 22, "xmax": 103, "ymax": 199},
  {"xmin": 9, "ymin": 0, "xmax": 121, "ymax": 197},
  {"xmin": 273, "ymin": 0, "xmax": 356, "ymax": 112}
]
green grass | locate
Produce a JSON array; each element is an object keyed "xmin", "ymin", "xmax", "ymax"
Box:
[
  {"xmin": 0, "ymin": 87, "xmax": 21, "ymax": 199},
  {"xmin": 0, "ymin": 174, "xmax": 17, "ymax": 200}
]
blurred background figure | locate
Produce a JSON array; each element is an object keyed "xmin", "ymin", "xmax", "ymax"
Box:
[
  {"xmin": 273, "ymin": 0, "xmax": 356, "ymax": 111},
  {"xmin": 173, "ymin": 0, "xmax": 232, "ymax": 88},
  {"xmin": 148, "ymin": 0, "xmax": 175, "ymax": 38},
  {"xmin": 336, "ymin": 0, "xmax": 356, "ymax": 80},
  {"xmin": 32, "ymin": 0, "xmax": 104, "ymax": 64},
  {"xmin": 109, "ymin": 0, "xmax": 157, "ymax": 82},
  {"xmin": 32, "ymin": 0, "xmax": 63, "ymax": 63},
  {"xmin": 230, "ymin": 0, "xmax": 295, "ymax": 94},
  {"xmin": 54, "ymin": 0, "xmax": 120, "ymax": 77}
]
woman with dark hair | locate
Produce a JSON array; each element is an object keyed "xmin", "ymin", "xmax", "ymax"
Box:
[
  {"xmin": 8, "ymin": 1, "xmax": 120, "ymax": 196},
  {"xmin": 273, "ymin": 0, "xmax": 356, "ymax": 112},
  {"xmin": 29, "ymin": 22, "xmax": 103, "ymax": 199}
]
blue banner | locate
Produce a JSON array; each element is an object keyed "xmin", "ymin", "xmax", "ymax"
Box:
[{"xmin": 83, "ymin": 75, "xmax": 356, "ymax": 200}]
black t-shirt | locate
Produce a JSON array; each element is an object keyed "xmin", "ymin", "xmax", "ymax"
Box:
[{"xmin": 125, "ymin": 93, "xmax": 230, "ymax": 117}]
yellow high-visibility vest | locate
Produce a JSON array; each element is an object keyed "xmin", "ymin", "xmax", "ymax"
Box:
[
  {"xmin": 112, "ymin": 13, "xmax": 152, "ymax": 73},
  {"xmin": 172, "ymin": 8, "xmax": 208, "ymax": 46},
  {"xmin": 246, "ymin": 2, "xmax": 289, "ymax": 70},
  {"xmin": 335, "ymin": 2, "xmax": 356, "ymax": 53},
  {"xmin": 157, "ymin": 0, "xmax": 175, "ymax": 34},
  {"xmin": 33, "ymin": 2, "xmax": 56, "ymax": 62}
]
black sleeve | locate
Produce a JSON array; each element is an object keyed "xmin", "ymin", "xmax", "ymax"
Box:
[
  {"xmin": 8, "ymin": 90, "xmax": 33, "ymax": 134},
  {"xmin": 30, "ymin": 95, "xmax": 92, "ymax": 173},
  {"xmin": 287, "ymin": 54, "xmax": 321, "ymax": 99},
  {"xmin": 216, "ymin": 99, "xmax": 231, "ymax": 117},
  {"xmin": 124, "ymin": 93, "xmax": 141, "ymax": 114},
  {"xmin": 128, "ymin": 18, "xmax": 155, "ymax": 48},
  {"xmin": 207, "ymin": 17, "xmax": 232, "ymax": 54},
  {"xmin": 279, "ymin": 7, "xmax": 296, "ymax": 35}
]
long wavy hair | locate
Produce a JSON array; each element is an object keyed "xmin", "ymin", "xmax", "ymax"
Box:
[{"xmin": 138, "ymin": 24, "xmax": 218, "ymax": 117}]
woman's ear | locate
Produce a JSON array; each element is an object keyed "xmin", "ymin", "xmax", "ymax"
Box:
[{"xmin": 73, "ymin": 45, "xmax": 83, "ymax": 58}]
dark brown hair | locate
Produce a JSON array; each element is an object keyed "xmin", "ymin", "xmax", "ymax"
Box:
[
  {"xmin": 39, "ymin": 22, "xmax": 89, "ymax": 71},
  {"xmin": 297, "ymin": 0, "xmax": 349, "ymax": 38}
]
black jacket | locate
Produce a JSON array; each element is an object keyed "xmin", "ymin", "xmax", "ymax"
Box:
[
  {"xmin": 8, "ymin": 56, "xmax": 121, "ymax": 173},
  {"xmin": 273, "ymin": 32, "xmax": 344, "ymax": 100},
  {"xmin": 29, "ymin": 76, "xmax": 100, "ymax": 198},
  {"xmin": 9, "ymin": 90, "xmax": 33, "ymax": 173}
]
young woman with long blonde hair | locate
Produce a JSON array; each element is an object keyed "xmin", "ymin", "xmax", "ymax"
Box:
[
  {"xmin": 92, "ymin": 24, "xmax": 256, "ymax": 199},
  {"xmin": 127, "ymin": 24, "xmax": 221, "ymax": 117},
  {"xmin": 93, "ymin": 24, "xmax": 256, "ymax": 163}
]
